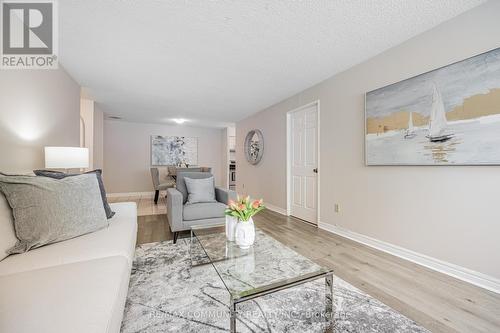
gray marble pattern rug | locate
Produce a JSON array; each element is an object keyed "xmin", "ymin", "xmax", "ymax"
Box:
[{"xmin": 121, "ymin": 239, "xmax": 429, "ymax": 333}]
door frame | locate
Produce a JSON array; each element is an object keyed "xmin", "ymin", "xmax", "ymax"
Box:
[{"xmin": 286, "ymin": 100, "xmax": 321, "ymax": 225}]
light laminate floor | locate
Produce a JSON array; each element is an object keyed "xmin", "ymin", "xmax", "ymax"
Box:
[
  {"xmin": 111, "ymin": 196, "xmax": 500, "ymax": 333},
  {"xmin": 108, "ymin": 193, "xmax": 166, "ymax": 216}
]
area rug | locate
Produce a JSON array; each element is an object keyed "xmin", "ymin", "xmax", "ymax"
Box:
[{"xmin": 121, "ymin": 239, "xmax": 429, "ymax": 333}]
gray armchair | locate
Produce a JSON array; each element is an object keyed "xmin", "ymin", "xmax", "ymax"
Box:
[
  {"xmin": 150, "ymin": 167, "xmax": 176, "ymax": 204},
  {"xmin": 167, "ymin": 172, "xmax": 236, "ymax": 243}
]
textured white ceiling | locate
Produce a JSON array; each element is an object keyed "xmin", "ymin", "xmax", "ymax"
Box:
[{"xmin": 59, "ymin": 0, "xmax": 485, "ymax": 127}]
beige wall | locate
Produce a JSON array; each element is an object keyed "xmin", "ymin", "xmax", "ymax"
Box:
[
  {"xmin": 93, "ymin": 105, "xmax": 104, "ymax": 170},
  {"xmin": 236, "ymin": 1, "xmax": 500, "ymax": 279},
  {"xmin": 0, "ymin": 68, "xmax": 80, "ymax": 173},
  {"xmin": 103, "ymin": 120, "xmax": 224, "ymax": 193},
  {"xmin": 80, "ymin": 98, "xmax": 105, "ymax": 171},
  {"xmin": 221, "ymin": 127, "xmax": 229, "ymax": 189},
  {"xmin": 80, "ymin": 98, "xmax": 94, "ymax": 169}
]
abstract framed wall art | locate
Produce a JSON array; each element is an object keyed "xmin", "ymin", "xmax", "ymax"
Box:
[
  {"xmin": 151, "ymin": 136, "xmax": 198, "ymax": 166},
  {"xmin": 365, "ymin": 47, "xmax": 500, "ymax": 165}
]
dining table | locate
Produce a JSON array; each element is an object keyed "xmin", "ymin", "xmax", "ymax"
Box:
[{"xmin": 168, "ymin": 166, "xmax": 210, "ymax": 181}]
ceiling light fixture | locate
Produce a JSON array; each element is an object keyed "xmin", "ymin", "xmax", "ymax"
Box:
[{"xmin": 172, "ymin": 118, "xmax": 187, "ymax": 124}]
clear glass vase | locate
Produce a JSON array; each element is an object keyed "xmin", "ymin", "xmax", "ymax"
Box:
[{"xmin": 225, "ymin": 215, "xmax": 238, "ymax": 242}]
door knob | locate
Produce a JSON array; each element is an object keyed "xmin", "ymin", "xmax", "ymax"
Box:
[{"xmin": 313, "ymin": 168, "xmax": 318, "ymax": 173}]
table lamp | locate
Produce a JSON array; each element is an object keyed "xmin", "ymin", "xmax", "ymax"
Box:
[{"xmin": 44, "ymin": 147, "xmax": 89, "ymax": 172}]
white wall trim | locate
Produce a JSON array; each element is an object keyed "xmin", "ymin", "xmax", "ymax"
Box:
[
  {"xmin": 265, "ymin": 203, "xmax": 288, "ymax": 216},
  {"xmin": 318, "ymin": 222, "xmax": 500, "ymax": 294},
  {"xmin": 107, "ymin": 191, "xmax": 155, "ymax": 198}
]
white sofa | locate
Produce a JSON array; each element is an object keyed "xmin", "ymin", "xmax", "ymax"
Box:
[{"xmin": 0, "ymin": 192, "xmax": 137, "ymax": 333}]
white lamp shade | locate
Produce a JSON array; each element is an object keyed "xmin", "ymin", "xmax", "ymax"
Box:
[{"xmin": 44, "ymin": 147, "xmax": 89, "ymax": 169}]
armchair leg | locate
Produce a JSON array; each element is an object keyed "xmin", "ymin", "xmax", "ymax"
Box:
[
  {"xmin": 154, "ymin": 190, "xmax": 159, "ymax": 204},
  {"xmin": 173, "ymin": 232, "xmax": 179, "ymax": 244}
]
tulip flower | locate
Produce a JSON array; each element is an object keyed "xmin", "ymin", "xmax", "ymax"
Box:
[{"xmin": 225, "ymin": 196, "xmax": 266, "ymax": 221}]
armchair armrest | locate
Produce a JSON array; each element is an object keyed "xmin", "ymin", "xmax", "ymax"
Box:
[
  {"xmin": 215, "ymin": 187, "xmax": 237, "ymax": 204},
  {"xmin": 167, "ymin": 188, "xmax": 184, "ymax": 232}
]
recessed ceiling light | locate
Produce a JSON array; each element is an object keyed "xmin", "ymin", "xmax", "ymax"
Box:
[{"xmin": 172, "ymin": 118, "xmax": 187, "ymax": 124}]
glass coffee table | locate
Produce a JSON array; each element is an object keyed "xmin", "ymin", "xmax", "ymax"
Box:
[{"xmin": 190, "ymin": 223, "xmax": 334, "ymax": 332}]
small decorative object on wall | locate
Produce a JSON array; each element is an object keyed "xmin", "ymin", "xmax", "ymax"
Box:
[
  {"xmin": 365, "ymin": 47, "xmax": 500, "ymax": 165},
  {"xmin": 151, "ymin": 136, "xmax": 198, "ymax": 166},
  {"xmin": 244, "ymin": 129, "xmax": 264, "ymax": 165},
  {"xmin": 225, "ymin": 196, "xmax": 265, "ymax": 249}
]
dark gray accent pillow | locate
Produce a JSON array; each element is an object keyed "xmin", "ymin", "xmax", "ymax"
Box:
[
  {"xmin": 33, "ymin": 169, "xmax": 115, "ymax": 219},
  {"xmin": 184, "ymin": 176, "xmax": 216, "ymax": 204},
  {"xmin": 0, "ymin": 174, "xmax": 109, "ymax": 254}
]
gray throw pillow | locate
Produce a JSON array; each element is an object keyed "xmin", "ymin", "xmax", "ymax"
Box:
[
  {"xmin": 0, "ymin": 174, "xmax": 108, "ymax": 254},
  {"xmin": 184, "ymin": 176, "xmax": 216, "ymax": 204},
  {"xmin": 33, "ymin": 169, "xmax": 115, "ymax": 219}
]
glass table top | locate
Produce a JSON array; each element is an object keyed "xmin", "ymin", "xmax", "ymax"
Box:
[{"xmin": 190, "ymin": 224, "xmax": 331, "ymax": 300}]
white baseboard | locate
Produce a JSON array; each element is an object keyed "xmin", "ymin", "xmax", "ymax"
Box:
[
  {"xmin": 318, "ymin": 222, "xmax": 500, "ymax": 294},
  {"xmin": 107, "ymin": 191, "xmax": 155, "ymax": 198},
  {"xmin": 265, "ymin": 203, "xmax": 288, "ymax": 216}
]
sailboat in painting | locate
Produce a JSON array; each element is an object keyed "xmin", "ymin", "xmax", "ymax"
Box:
[
  {"xmin": 427, "ymin": 84, "xmax": 453, "ymax": 142},
  {"xmin": 404, "ymin": 112, "xmax": 416, "ymax": 139}
]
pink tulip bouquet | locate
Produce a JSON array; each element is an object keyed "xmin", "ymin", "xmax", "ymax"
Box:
[{"xmin": 225, "ymin": 196, "xmax": 265, "ymax": 222}]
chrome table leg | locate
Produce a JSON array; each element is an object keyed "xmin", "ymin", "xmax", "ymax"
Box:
[{"xmin": 230, "ymin": 297, "xmax": 237, "ymax": 333}]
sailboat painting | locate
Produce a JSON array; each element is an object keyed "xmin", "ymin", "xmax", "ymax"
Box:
[
  {"xmin": 404, "ymin": 112, "xmax": 416, "ymax": 139},
  {"xmin": 365, "ymin": 47, "xmax": 500, "ymax": 165}
]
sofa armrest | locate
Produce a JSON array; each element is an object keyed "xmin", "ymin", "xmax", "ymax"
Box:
[
  {"xmin": 215, "ymin": 187, "xmax": 237, "ymax": 204},
  {"xmin": 167, "ymin": 188, "xmax": 184, "ymax": 232}
]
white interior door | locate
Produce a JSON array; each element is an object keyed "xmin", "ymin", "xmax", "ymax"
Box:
[{"xmin": 289, "ymin": 104, "xmax": 318, "ymax": 224}]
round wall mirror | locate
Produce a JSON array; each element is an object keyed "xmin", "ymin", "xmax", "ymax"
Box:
[{"xmin": 244, "ymin": 129, "xmax": 264, "ymax": 165}]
